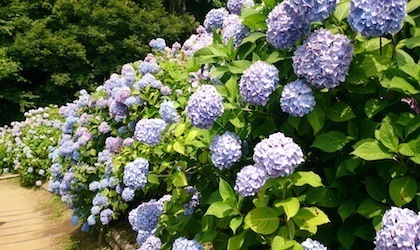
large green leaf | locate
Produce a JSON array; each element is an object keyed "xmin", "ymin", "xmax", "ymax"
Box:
[
  {"xmin": 291, "ymin": 171, "xmax": 324, "ymax": 188},
  {"xmin": 389, "ymin": 176, "xmax": 417, "ymax": 206},
  {"xmin": 274, "ymin": 197, "xmax": 300, "ymax": 220},
  {"xmin": 364, "ymin": 99, "xmax": 388, "ymax": 118},
  {"xmin": 219, "ymin": 178, "xmax": 236, "ymax": 201},
  {"xmin": 205, "ymin": 201, "xmax": 237, "ymax": 218},
  {"xmin": 292, "ymin": 207, "xmax": 330, "ymax": 233},
  {"xmin": 337, "ymin": 199, "xmax": 356, "ymax": 221},
  {"xmin": 333, "ymin": 0, "xmax": 350, "ymax": 22},
  {"xmin": 244, "ymin": 207, "xmax": 279, "ymax": 235},
  {"xmin": 326, "ymin": 102, "xmax": 356, "ymax": 122},
  {"xmin": 311, "ymin": 131, "xmax": 349, "ymax": 153},
  {"xmin": 379, "ymin": 121, "xmax": 399, "ymax": 151},
  {"xmin": 351, "ymin": 140, "xmax": 394, "ymax": 161},
  {"xmin": 307, "ymin": 106, "xmax": 325, "ymax": 134},
  {"xmin": 357, "ymin": 198, "xmax": 386, "ymax": 219},
  {"xmin": 388, "ymin": 76, "xmax": 419, "ymax": 95},
  {"xmin": 365, "ymin": 176, "xmax": 388, "ymax": 203}
]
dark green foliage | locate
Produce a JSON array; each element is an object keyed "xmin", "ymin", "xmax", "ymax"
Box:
[{"xmin": 0, "ymin": 0, "xmax": 197, "ymax": 124}]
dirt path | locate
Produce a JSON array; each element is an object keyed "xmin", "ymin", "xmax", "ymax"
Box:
[{"xmin": 0, "ymin": 177, "xmax": 76, "ymax": 250}]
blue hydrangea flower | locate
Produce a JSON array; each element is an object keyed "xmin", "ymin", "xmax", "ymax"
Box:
[
  {"xmin": 149, "ymin": 38, "xmax": 166, "ymax": 51},
  {"xmin": 209, "ymin": 131, "xmax": 242, "ymax": 170},
  {"xmin": 123, "ymin": 138, "xmax": 134, "ymax": 147},
  {"xmin": 234, "ymin": 165, "xmax": 267, "ymax": 197},
  {"xmin": 89, "ymin": 181, "xmax": 100, "ymax": 191},
  {"xmin": 71, "ymin": 214, "xmax": 79, "ymax": 226},
  {"xmin": 222, "ymin": 14, "xmax": 250, "ymax": 47},
  {"xmin": 159, "ymin": 100, "xmax": 179, "ymax": 124},
  {"xmin": 92, "ymin": 193, "xmax": 109, "ymax": 207},
  {"xmin": 81, "ymin": 222, "xmax": 90, "ymax": 232},
  {"xmin": 137, "ymin": 230, "xmax": 152, "ymax": 246},
  {"xmin": 123, "ymin": 158, "xmax": 149, "ymax": 190},
  {"xmin": 134, "ymin": 119, "xmax": 166, "ymax": 146},
  {"xmin": 293, "ymin": 29, "xmax": 353, "ymax": 89},
  {"xmin": 139, "ymin": 235, "xmax": 162, "ymax": 250},
  {"xmin": 139, "ymin": 61, "xmax": 159, "ymax": 75},
  {"xmin": 128, "ymin": 199, "xmax": 164, "ymax": 232},
  {"xmin": 227, "ymin": 0, "xmax": 254, "ymax": 14},
  {"xmin": 98, "ymin": 178, "xmax": 110, "ymax": 190},
  {"xmin": 134, "ymin": 74, "xmax": 163, "ymax": 90},
  {"xmin": 283, "ymin": 0, "xmax": 337, "ymax": 22},
  {"xmin": 113, "ymin": 87, "xmax": 131, "ymax": 104},
  {"xmin": 184, "ymin": 186, "xmax": 200, "ymax": 216},
  {"xmin": 122, "ymin": 187, "xmax": 135, "ymax": 202},
  {"xmin": 301, "ymin": 238, "xmax": 327, "ymax": 250},
  {"xmin": 109, "ymin": 100, "xmax": 127, "ymax": 119},
  {"xmin": 98, "ymin": 150, "xmax": 112, "ymax": 163},
  {"xmin": 239, "ymin": 61, "xmax": 279, "ymax": 106},
  {"xmin": 266, "ymin": 2, "xmax": 310, "ymax": 49},
  {"xmin": 87, "ymin": 215, "xmax": 96, "ymax": 226},
  {"xmin": 253, "ymin": 132, "xmax": 304, "ymax": 178},
  {"xmin": 280, "ymin": 79, "xmax": 316, "ymax": 117},
  {"xmin": 105, "ymin": 136, "xmax": 123, "ymax": 153},
  {"xmin": 172, "ymin": 237, "xmax": 203, "ymax": 250},
  {"xmin": 124, "ymin": 96, "xmax": 142, "ymax": 107},
  {"xmin": 374, "ymin": 207, "xmax": 420, "ymax": 250},
  {"xmin": 91, "ymin": 206, "xmax": 101, "ymax": 215},
  {"xmin": 204, "ymin": 8, "xmax": 229, "ymax": 33},
  {"xmin": 186, "ymin": 85, "xmax": 224, "ymax": 129},
  {"xmin": 160, "ymin": 85, "xmax": 172, "ymax": 96},
  {"xmin": 99, "ymin": 208, "xmax": 114, "ymax": 225},
  {"xmin": 348, "ymin": 0, "xmax": 407, "ymax": 37}
]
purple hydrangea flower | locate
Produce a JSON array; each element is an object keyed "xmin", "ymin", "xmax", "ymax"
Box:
[
  {"xmin": 113, "ymin": 87, "xmax": 131, "ymax": 104},
  {"xmin": 293, "ymin": 29, "xmax": 353, "ymax": 89},
  {"xmin": 35, "ymin": 180, "xmax": 42, "ymax": 187},
  {"xmin": 348, "ymin": 0, "xmax": 407, "ymax": 37},
  {"xmin": 184, "ymin": 186, "xmax": 200, "ymax": 216},
  {"xmin": 374, "ymin": 207, "xmax": 420, "ymax": 250},
  {"xmin": 172, "ymin": 237, "xmax": 203, "ymax": 250},
  {"xmin": 280, "ymin": 79, "xmax": 316, "ymax": 117},
  {"xmin": 134, "ymin": 74, "xmax": 163, "ymax": 90},
  {"xmin": 92, "ymin": 193, "xmax": 109, "ymax": 207},
  {"xmin": 222, "ymin": 14, "xmax": 250, "ymax": 47},
  {"xmin": 89, "ymin": 181, "xmax": 100, "ymax": 191},
  {"xmin": 124, "ymin": 96, "xmax": 142, "ymax": 107},
  {"xmin": 128, "ymin": 199, "xmax": 164, "ymax": 232},
  {"xmin": 159, "ymin": 100, "xmax": 179, "ymax": 124},
  {"xmin": 234, "ymin": 165, "xmax": 267, "ymax": 197},
  {"xmin": 209, "ymin": 131, "xmax": 242, "ymax": 170},
  {"xmin": 227, "ymin": 0, "xmax": 254, "ymax": 14},
  {"xmin": 91, "ymin": 205, "xmax": 101, "ymax": 215},
  {"xmin": 204, "ymin": 8, "xmax": 229, "ymax": 33},
  {"xmin": 105, "ymin": 136, "xmax": 123, "ymax": 153},
  {"xmin": 139, "ymin": 61, "xmax": 159, "ymax": 75},
  {"xmin": 149, "ymin": 38, "xmax": 166, "ymax": 51},
  {"xmin": 109, "ymin": 100, "xmax": 127, "ymax": 119},
  {"xmin": 137, "ymin": 231, "xmax": 152, "ymax": 246},
  {"xmin": 87, "ymin": 214, "xmax": 96, "ymax": 226},
  {"xmin": 139, "ymin": 235, "xmax": 162, "ymax": 250},
  {"xmin": 239, "ymin": 61, "xmax": 279, "ymax": 106},
  {"xmin": 284, "ymin": 0, "xmax": 337, "ymax": 22},
  {"xmin": 301, "ymin": 238, "xmax": 327, "ymax": 250},
  {"xmin": 186, "ymin": 85, "xmax": 224, "ymax": 129},
  {"xmin": 253, "ymin": 132, "xmax": 304, "ymax": 178},
  {"xmin": 99, "ymin": 208, "xmax": 114, "ymax": 225},
  {"xmin": 123, "ymin": 138, "xmax": 134, "ymax": 147},
  {"xmin": 267, "ymin": 2, "xmax": 310, "ymax": 49},
  {"xmin": 123, "ymin": 158, "xmax": 149, "ymax": 190},
  {"xmin": 121, "ymin": 187, "xmax": 135, "ymax": 202},
  {"xmin": 160, "ymin": 85, "xmax": 172, "ymax": 96},
  {"xmin": 134, "ymin": 119, "xmax": 166, "ymax": 146}
]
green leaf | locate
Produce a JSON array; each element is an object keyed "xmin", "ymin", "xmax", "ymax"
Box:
[
  {"xmin": 219, "ymin": 178, "xmax": 236, "ymax": 201},
  {"xmin": 225, "ymin": 77, "xmax": 239, "ymax": 98},
  {"xmin": 405, "ymin": 115, "xmax": 420, "ymax": 137},
  {"xmin": 272, "ymin": 236, "xmax": 286, "ymax": 250},
  {"xmin": 311, "ymin": 131, "xmax": 349, "ymax": 153},
  {"xmin": 174, "ymin": 123, "xmax": 186, "ymax": 137},
  {"xmin": 227, "ymin": 231, "xmax": 246, "ymax": 250},
  {"xmin": 337, "ymin": 199, "xmax": 356, "ymax": 221},
  {"xmin": 395, "ymin": 50, "xmax": 420, "ymax": 80},
  {"xmin": 333, "ymin": 0, "xmax": 350, "ymax": 22},
  {"xmin": 355, "ymin": 224, "xmax": 375, "ymax": 241},
  {"xmin": 172, "ymin": 171, "xmax": 188, "ymax": 187},
  {"xmin": 184, "ymin": 130, "xmax": 198, "ymax": 144},
  {"xmin": 338, "ymin": 223, "xmax": 356, "ymax": 250},
  {"xmin": 147, "ymin": 173, "xmax": 159, "ymax": 185},
  {"xmin": 274, "ymin": 197, "xmax": 300, "ymax": 220},
  {"xmin": 229, "ymin": 116, "xmax": 246, "ymax": 128},
  {"xmin": 365, "ymin": 176, "xmax": 388, "ymax": 203},
  {"xmin": 397, "ymin": 143, "xmax": 415, "ymax": 156},
  {"xmin": 240, "ymin": 32, "xmax": 266, "ymax": 44},
  {"xmin": 379, "ymin": 121, "xmax": 399, "ymax": 150},
  {"xmin": 360, "ymin": 54, "xmax": 391, "ymax": 77},
  {"xmin": 388, "ymin": 76, "xmax": 419, "ymax": 95},
  {"xmin": 173, "ymin": 141, "xmax": 185, "ymax": 155},
  {"xmin": 389, "ymin": 176, "xmax": 417, "ymax": 206},
  {"xmin": 229, "ymin": 216, "xmax": 243, "ymax": 234},
  {"xmin": 291, "ymin": 171, "xmax": 324, "ymax": 188},
  {"xmin": 326, "ymin": 102, "xmax": 356, "ymax": 122},
  {"xmin": 364, "ymin": 99, "xmax": 388, "ymax": 118},
  {"xmin": 228, "ymin": 60, "xmax": 252, "ymax": 74},
  {"xmin": 244, "ymin": 207, "xmax": 279, "ymax": 235},
  {"xmin": 357, "ymin": 198, "xmax": 386, "ymax": 219},
  {"xmin": 265, "ymin": 51, "xmax": 286, "ymax": 64},
  {"xmin": 363, "ymin": 37, "xmax": 391, "ymax": 52},
  {"xmin": 205, "ymin": 201, "xmax": 237, "ymax": 218},
  {"xmin": 242, "ymin": 13, "xmax": 268, "ymax": 31},
  {"xmin": 307, "ymin": 106, "xmax": 325, "ymax": 134},
  {"xmin": 406, "ymin": 36, "xmax": 420, "ymax": 49},
  {"xmin": 351, "ymin": 140, "xmax": 394, "ymax": 161},
  {"xmin": 292, "ymin": 207, "xmax": 330, "ymax": 233}
]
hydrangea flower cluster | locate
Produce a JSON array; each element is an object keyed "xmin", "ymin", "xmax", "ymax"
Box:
[
  {"xmin": 182, "ymin": 26, "xmax": 213, "ymax": 56},
  {"xmin": 184, "ymin": 186, "xmax": 200, "ymax": 216},
  {"xmin": 234, "ymin": 165, "xmax": 267, "ymax": 197},
  {"xmin": 209, "ymin": 131, "xmax": 242, "ymax": 170},
  {"xmin": 100, "ymin": 208, "xmax": 114, "ymax": 225},
  {"xmin": 98, "ymin": 121, "xmax": 111, "ymax": 134},
  {"xmin": 293, "ymin": 29, "xmax": 354, "ymax": 89},
  {"xmin": 139, "ymin": 55, "xmax": 159, "ymax": 75},
  {"xmin": 253, "ymin": 132, "xmax": 304, "ymax": 178},
  {"xmin": 348, "ymin": 0, "xmax": 407, "ymax": 37},
  {"xmin": 222, "ymin": 14, "xmax": 250, "ymax": 47},
  {"xmin": 239, "ymin": 61, "xmax": 279, "ymax": 106},
  {"xmin": 227, "ymin": 0, "xmax": 254, "ymax": 15},
  {"xmin": 301, "ymin": 238, "xmax": 327, "ymax": 250},
  {"xmin": 204, "ymin": 8, "xmax": 229, "ymax": 33},
  {"xmin": 283, "ymin": 0, "xmax": 338, "ymax": 22},
  {"xmin": 280, "ymin": 80, "xmax": 316, "ymax": 117},
  {"xmin": 139, "ymin": 235, "xmax": 162, "ymax": 250},
  {"xmin": 186, "ymin": 85, "xmax": 224, "ymax": 129},
  {"xmin": 105, "ymin": 136, "xmax": 123, "ymax": 153},
  {"xmin": 135, "ymin": 74, "xmax": 163, "ymax": 90},
  {"xmin": 149, "ymin": 38, "xmax": 166, "ymax": 51},
  {"xmin": 374, "ymin": 207, "xmax": 420, "ymax": 249},
  {"xmin": 123, "ymin": 158, "xmax": 149, "ymax": 190},
  {"xmin": 134, "ymin": 118, "xmax": 167, "ymax": 146},
  {"xmin": 172, "ymin": 237, "xmax": 203, "ymax": 250},
  {"xmin": 159, "ymin": 100, "xmax": 179, "ymax": 124}
]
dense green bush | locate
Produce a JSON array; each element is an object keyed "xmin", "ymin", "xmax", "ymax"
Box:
[
  {"xmin": 0, "ymin": 0, "xmax": 197, "ymax": 124},
  {"xmin": 1, "ymin": 0, "xmax": 419, "ymax": 249}
]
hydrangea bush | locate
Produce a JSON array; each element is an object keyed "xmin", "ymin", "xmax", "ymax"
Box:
[{"xmin": 1, "ymin": 0, "xmax": 419, "ymax": 249}]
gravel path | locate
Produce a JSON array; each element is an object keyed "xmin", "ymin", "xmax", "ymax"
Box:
[{"xmin": 0, "ymin": 177, "xmax": 75, "ymax": 250}]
